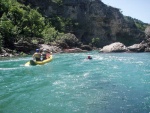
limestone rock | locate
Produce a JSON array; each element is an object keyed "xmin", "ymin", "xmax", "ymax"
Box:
[
  {"xmin": 127, "ymin": 44, "xmax": 146, "ymax": 52},
  {"xmin": 18, "ymin": 0, "xmax": 145, "ymax": 47},
  {"xmin": 80, "ymin": 45, "xmax": 92, "ymax": 51},
  {"xmin": 39, "ymin": 44, "xmax": 62, "ymax": 53},
  {"xmin": 100, "ymin": 42, "xmax": 128, "ymax": 52},
  {"xmin": 145, "ymin": 26, "xmax": 150, "ymax": 38},
  {"xmin": 56, "ymin": 33, "xmax": 82, "ymax": 49}
]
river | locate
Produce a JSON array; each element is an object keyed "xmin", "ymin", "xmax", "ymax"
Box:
[{"xmin": 0, "ymin": 51, "xmax": 150, "ymax": 113}]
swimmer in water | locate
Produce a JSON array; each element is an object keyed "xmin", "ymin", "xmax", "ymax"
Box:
[{"xmin": 87, "ymin": 56, "xmax": 92, "ymax": 60}]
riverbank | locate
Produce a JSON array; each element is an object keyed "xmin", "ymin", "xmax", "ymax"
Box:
[
  {"xmin": 1, "ymin": 37, "xmax": 150, "ymax": 57},
  {"xmin": 0, "ymin": 44, "xmax": 92, "ymax": 57}
]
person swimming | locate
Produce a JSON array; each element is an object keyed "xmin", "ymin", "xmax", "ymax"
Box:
[{"xmin": 87, "ymin": 56, "xmax": 92, "ymax": 60}]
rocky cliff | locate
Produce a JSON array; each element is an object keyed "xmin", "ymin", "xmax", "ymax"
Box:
[{"xmin": 18, "ymin": 0, "xmax": 146, "ymax": 47}]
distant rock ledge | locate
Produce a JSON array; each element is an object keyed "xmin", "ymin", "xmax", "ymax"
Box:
[
  {"xmin": 100, "ymin": 42, "xmax": 128, "ymax": 52},
  {"xmin": 1, "ymin": 38, "xmax": 150, "ymax": 57},
  {"xmin": 100, "ymin": 38, "xmax": 150, "ymax": 53}
]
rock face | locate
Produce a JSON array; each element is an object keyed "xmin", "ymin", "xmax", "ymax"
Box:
[
  {"xmin": 127, "ymin": 38, "xmax": 150, "ymax": 52},
  {"xmin": 145, "ymin": 26, "xmax": 150, "ymax": 38},
  {"xmin": 39, "ymin": 44, "xmax": 62, "ymax": 53},
  {"xmin": 127, "ymin": 44, "xmax": 146, "ymax": 52},
  {"xmin": 100, "ymin": 39, "xmax": 150, "ymax": 53},
  {"xmin": 18, "ymin": 0, "xmax": 145, "ymax": 47},
  {"xmin": 56, "ymin": 33, "xmax": 82, "ymax": 49},
  {"xmin": 100, "ymin": 42, "xmax": 128, "ymax": 52}
]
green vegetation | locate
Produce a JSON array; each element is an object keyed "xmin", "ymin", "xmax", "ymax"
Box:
[
  {"xmin": 124, "ymin": 16, "xmax": 148, "ymax": 31},
  {"xmin": 0, "ymin": 0, "xmax": 74, "ymax": 51},
  {"xmin": 42, "ymin": 26, "xmax": 64, "ymax": 44},
  {"xmin": 0, "ymin": 0, "xmax": 45, "ymax": 48},
  {"xmin": 134, "ymin": 20, "xmax": 148, "ymax": 31},
  {"xmin": 92, "ymin": 38, "xmax": 101, "ymax": 47},
  {"xmin": 0, "ymin": 0, "xmax": 148, "ymax": 52}
]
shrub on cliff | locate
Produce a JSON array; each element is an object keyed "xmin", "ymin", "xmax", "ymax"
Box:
[
  {"xmin": 42, "ymin": 26, "xmax": 64, "ymax": 44},
  {"xmin": 0, "ymin": 0, "xmax": 45, "ymax": 48}
]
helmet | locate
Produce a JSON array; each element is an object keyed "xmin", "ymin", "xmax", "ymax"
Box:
[
  {"xmin": 43, "ymin": 49, "xmax": 47, "ymax": 52},
  {"xmin": 36, "ymin": 49, "xmax": 39, "ymax": 52}
]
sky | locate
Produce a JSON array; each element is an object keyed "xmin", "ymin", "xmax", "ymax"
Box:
[{"xmin": 101, "ymin": 0, "xmax": 150, "ymax": 24}]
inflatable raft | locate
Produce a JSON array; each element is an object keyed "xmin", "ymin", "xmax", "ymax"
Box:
[{"xmin": 25, "ymin": 55, "xmax": 53, "ymax": 66}]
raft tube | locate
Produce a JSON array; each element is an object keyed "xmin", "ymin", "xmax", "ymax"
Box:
[{"xmin": 25, "ymin": 55, "xmax": 53, "ymax": 66}]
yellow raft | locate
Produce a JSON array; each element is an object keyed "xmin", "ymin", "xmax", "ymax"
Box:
[{"xmin": 25, "ymin": 55, "xmax": 53, "ymax": 66}]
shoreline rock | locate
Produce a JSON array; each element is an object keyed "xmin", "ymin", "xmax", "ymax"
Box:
[
  {"xmin": 1, "ymin": 38, "xmax": 150, "ymax": 57},
  {"xmin": 100, "ymin": 42, "xmax": 128, "ymax": 53},
  {"xmin": 0, "ymin": 45, "xmax": 89, "ymax": 57}
]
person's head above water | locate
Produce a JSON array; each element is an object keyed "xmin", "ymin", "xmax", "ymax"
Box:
[{"xmin": 87, "ymin": 56, "xmax": 92, "ymax": 59}]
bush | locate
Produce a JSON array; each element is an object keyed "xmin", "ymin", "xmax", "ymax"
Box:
[
  {"xmin": 92, "ymin": 37, "xmax": 101, "ymax": 47},
  {"xmin": 0, "ymin": 0, "xmax": 46, "ymax": 48},
  {"xmin": 42, "ymin": 26, "xmax": 64, "ymax": 44}
]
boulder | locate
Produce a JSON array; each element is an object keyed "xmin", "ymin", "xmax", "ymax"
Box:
[
  {"xmin": 14, "ymin": 41, "xmax": 38, "ymax": 53},
  {"xmin": 80, "ymin": 45, "xmax": 92, "ymax": 51},
  {"xmin": 39, "ymin": 44, "xmax": 62, "ymax": 53},
  {"xmin": 127, "ymin": 43, "xmax": 146, "ymax": 52},
  {"xmin": 145, "ymin": 47, "xmax": 150, "ymax": 52},
  {"xmin": 57, "ymin": 33, "xmax": 82, "ymax": 49},
  {"xmin": 100, "ymin": 42, "xmax": 128, "ymax": 52}
]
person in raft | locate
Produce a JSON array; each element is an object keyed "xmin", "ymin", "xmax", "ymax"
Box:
[
  {"xmin": 32, "ymin": 49, "xmax": 41, "ymax": 61},
  {"xmin": 46, "ymin": 49, "xmax": 52, "ymax": 59},
  {"xmin": 41, "ymin": 49, "xmax": 47, "ymax": 60}
]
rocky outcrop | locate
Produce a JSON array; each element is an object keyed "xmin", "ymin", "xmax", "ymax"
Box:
[
  {"xmin": 39, "ymin": 44, "xmax": 62, "ymax": 53},
  {"xmin": 127, "ymin": 38, "xmax": 150, "ymax": 52},
  {"xmin": 127, "ymin": 44, "xmax": 146, "ymax": 52},
  {"xmin": 99, "ymin": 38, "xmax": 150, "ymax": 53},
  {"xmin": 18, "ymin": 0, "xmax": 146, "ymax": 47},
  {"xmin": 56, "ymin": 33, "xmax": 82, "ymax": 49},
  {"xmin": 14, "ymin": 41, "xmax": 38, "ymax": 53},
  {"xmin": 80, "ymin": 45, "xmax": 92, "ymax": 51},
  {"xmin": 0, "ymin": 48, "xmax": 20, "ymax": 57},
  {"xmin": 100, "ymin": 42, "xmax": 128, "ymax": 52},
  {"xmin": 145, "ymin": 26, "xmax": 150, "ymax": 38}
]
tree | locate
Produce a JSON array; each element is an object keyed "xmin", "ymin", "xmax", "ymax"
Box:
[
  {"xmin": 0, "ymin": 13, "xmax": 15, "ymax": 48},
  {"xmin": 21, "ymin": 8, "xmax": 45, "ymax": 38}
]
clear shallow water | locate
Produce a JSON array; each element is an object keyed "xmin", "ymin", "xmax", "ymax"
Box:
[{"xmin": 0, "ymin": 52, "xmax": 150, "ymax": 113}]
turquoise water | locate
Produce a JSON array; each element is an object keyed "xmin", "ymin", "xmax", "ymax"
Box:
[{"xmin": 0, "ymin": 51, "xmax": 150, "ymax": 113}]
